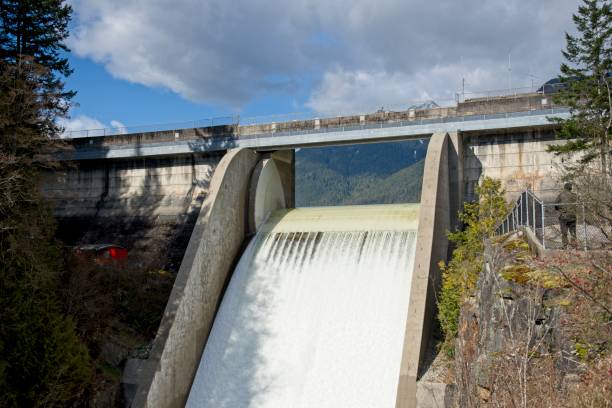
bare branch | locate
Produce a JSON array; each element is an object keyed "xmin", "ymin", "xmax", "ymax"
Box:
[{"xmin": 552, "ymin": 265, "xmax": 612, "ymax": 316}]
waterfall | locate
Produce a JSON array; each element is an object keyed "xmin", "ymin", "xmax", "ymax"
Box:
[{"xmin": 187, "ymin": 204, "xmax": 419, "ymax": 408}]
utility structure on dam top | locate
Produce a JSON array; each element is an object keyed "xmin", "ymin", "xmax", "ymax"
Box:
[{"xmin": 41, "ymin": 91, "xmax": 570, "ymax": 407}]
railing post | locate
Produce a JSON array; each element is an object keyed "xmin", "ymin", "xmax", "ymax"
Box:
[
  {"xmin": 516, "ymin": 205, "xmax": 519, "ymax": 229},
  {"xmin": 541, "ymin": 203, "xmax": 546, "ymax": 249},
  {"xmin": 513, "ymin": 206, "xmax": 517, "ymax": 231},
  {"xmin": 526, "ymin": 194, "xmax": 530, "ymax": 228},
  {"xmin": 520, "ymin": 194, "xmax": 523, "ymax": 226},
  {"xmin": 582, "ymin": 204, "xmax": 588, "ymax": 251},
  {"xmin": 532, "ymin": 194, "xmax": 536, "ymax": 232}
]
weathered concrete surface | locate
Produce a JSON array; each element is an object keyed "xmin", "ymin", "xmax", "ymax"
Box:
[
  {"xmin": 40, "ymin": 154, "xmax": 219, "ymax": 219},
  {"xmin": 396, "ymin": 132, "xmax": 451, "ymax": 408},
  {"xmin": 416, "ymin": 382, "xmax": 454, "ymax": 408},
  {"xmin": 457, "ymin": 93, "xmax": 552, "ymax": 116},
  {"xmin": 122, "ymin": 359, "xmax": 158, "ymax": 406},
  {"xmin": 40, "ymin": 154, "xmax": 222, "ymax": 275},
  {"xmin": 447, "ymin": 131, "xmax": 463, "ymax": 230},
  {"xmin": 270, "ymin": 149, "xmax": 295, "ymax": 208},
  {"xmin": 132, "ymin": 149, "xmax": 260, "ymax": 408},
  {"xmin": 247, "ymin": 158, "xmax": 287, "ymax": 234},
  {"xmin": 463, "ymin": 128, "xmax": 564, "ymax": 202}
]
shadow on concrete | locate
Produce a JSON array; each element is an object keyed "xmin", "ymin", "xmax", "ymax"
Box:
[
  {"xmin": 461, "ymin": 128, "xmax": 560, "ymax": 202},
  {"xmin": 188, "ymin": 125, "xmax": 238, "ymax": 153},
  {"xmin": 53, "ymin": 135, "xmax": 224, "ymax": 274},
  {"xmin": 44, "ymin": 137, "xmax": 227, "ymax": 406}
]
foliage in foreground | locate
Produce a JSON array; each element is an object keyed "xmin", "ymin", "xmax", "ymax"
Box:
[
  {"xmin": 548, "ymin": 0, "xmax": 611, "ymax": 175},
  {"xmin": 0, "ymin": 200, "xmax": 92, "ymax": 408},
  {"xmin": 0, "ymin": 1, "xmax": 98, "ymax": 406},
  {"xmin": 437, "ymin": 177, "xmax": 507, "ymax": 356},
  {"xmin": 456, "ymin": 237, "xmax": 611, "ymax": 407}
]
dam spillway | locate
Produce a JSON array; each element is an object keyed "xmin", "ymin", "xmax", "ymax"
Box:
[{"xmin": 186, "ymin": 204, "xmax": 419, "ymax": 407}]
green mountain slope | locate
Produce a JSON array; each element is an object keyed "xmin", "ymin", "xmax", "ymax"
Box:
[
  {"xmin": 295, "ymin": 139, "xmax": 428, "ymax": 207},
  {"xmin": 296, "ymin": 158, "xmax": 425, "ymax": 207}
]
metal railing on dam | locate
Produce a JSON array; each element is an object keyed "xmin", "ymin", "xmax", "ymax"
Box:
[
  {"xmin": 62, "ymin": 106, "xmax": 570, "ymax": 160},
  {"xmin": 62, "ymin": 85, "xmax": 557, "ymax": 139},
  {"xmin": 496, "ymin": 190, "xmax": 611, "ymax": 250}
]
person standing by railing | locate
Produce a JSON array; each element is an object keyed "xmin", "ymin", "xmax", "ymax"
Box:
[{"xmin": 555, "ymin": 182, "xmax": 578, "ymax": 248}]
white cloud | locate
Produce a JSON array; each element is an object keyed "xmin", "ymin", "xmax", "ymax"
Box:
[
  {"xmin": 58, "ymin": 115, "xmax": 126, "ymax": 137},
  {"xmin": 306, "ymin": 65, "xmax": 499, "ymax": 114},
  {"xmin": 68, "ymin": 0, "xmax": 579, "ymax": 111},
  {"xmin": 110, "ymin": 120, "xmax": 127, "ymax": 134},
  {"xmin": 58, "ymin": 114, "xmax": 104, "ymax": 131}
]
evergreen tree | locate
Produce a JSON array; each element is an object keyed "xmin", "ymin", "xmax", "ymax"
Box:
[
  {"xmin": 0, "ymin": 2, "xmax": 92, "ymax": 406},
  {"xmin": 0, "ymin": 0, "xmax": 74, "ymax": 218},
  {"xmin": 548, "ymin": 0, "xmax": 612, "ymax": 175},
  {"xmin": 0, "ymin": 186, "xmax": 92, "ymax": 407},
  {"xmin": 0, "ymin": 0, "xmax": 74, "ymax": 137}
]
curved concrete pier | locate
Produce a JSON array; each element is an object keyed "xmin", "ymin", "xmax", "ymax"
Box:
[
  {"xmin": 132, "ymin": 148, "xmax": 294, "ymax": 408},
  {"xmin": 396, "ymin": 132, "xmax": 451, "ymax": 408},
  {"xmin": 133, "ymin": 149, "xmax": 260, "ymax": 408}
]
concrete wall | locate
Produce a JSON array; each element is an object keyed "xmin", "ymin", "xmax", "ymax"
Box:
[
  {"xmin": 40, "ymin": 154, "xmax": 223, "ymax": 274},
  {"xmin": 457, "ymin": 93, "xmax": 552, "ymax": 116},
  {"xmin": 40, "ymin": 154, "xmax": 219, "ymax": 219},
  {"xmin": 463, "ymin": 128, "xmax": 564, "ymax": 202},
  {"xmin": 396, "ymin": 132, "xmax": 451, "ymax": 408},
  {"xmin": 132, "ymin": 149, "xmax": 261, "ymax": 408},
  {"xmin": 270, "ymin": 150, "xmax": 295, "ymax": 208},
  {"xmin": 447, "ymin": 132, "xmax": 463, "ymax": 231}
]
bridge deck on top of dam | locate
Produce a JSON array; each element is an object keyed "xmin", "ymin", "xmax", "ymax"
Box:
[{"xmin": 62, "ymin": 92, "xmax": 569, "ymax": 161}]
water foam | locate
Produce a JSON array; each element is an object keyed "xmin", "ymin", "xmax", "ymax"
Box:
[{"xmin": 187, "ymin": 204, "xmax": 419, "ymax": 408}]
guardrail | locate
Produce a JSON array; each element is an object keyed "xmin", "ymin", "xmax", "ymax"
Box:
[
  {"xmin": 59, "ymin": 107, "xmax": 572, "ymax": 161},
  {"xmin": 454, "ymin": 85, "xmax": 563, "ymax": 102},
  {"xmin": 63, "ymin": 85, "xmax": 557, "ymax": 139},
  {"xmin": 497, "ymin": 190, "xmax": 611, "ymax": 250},
  {"xmin": 66, "ymin": 115, "xmax": 241, "ymax": 138},
  {"xmin": 68, "ymin": 107, "xmax": 571, "ymax": 151}
]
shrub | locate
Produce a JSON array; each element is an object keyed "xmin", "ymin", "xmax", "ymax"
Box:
[
  {"xmin": 438, "ymin": 177, "xmax": 508, "ymax": 356},
  {"xmin": 0, "ymin": 202, "xmax": 92, "ymax": 408}
]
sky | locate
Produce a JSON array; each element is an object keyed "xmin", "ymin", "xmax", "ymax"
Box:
[{"xmin": 61, "ymin": 0, "xmax": 580, "ymax": 134}]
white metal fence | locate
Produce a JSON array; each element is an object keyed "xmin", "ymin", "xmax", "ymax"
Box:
[{"xmin": 497, "ymin": 190, "xmax": 611, "ymax": 250}]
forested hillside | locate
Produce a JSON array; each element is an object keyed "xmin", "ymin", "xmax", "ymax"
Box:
[{"xmin": 295, "ymin": 140, "xmax": 428, "ymax": 206}]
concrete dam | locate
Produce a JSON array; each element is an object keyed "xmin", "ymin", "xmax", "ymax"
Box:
[{"xmin": 41, "ymin": 92, "xmax": 569, "ymax": 407}]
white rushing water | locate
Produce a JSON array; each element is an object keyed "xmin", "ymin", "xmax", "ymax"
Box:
[{"xmin": 187, "ymin": 204, "xmax": 419, "ymax": 408}]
